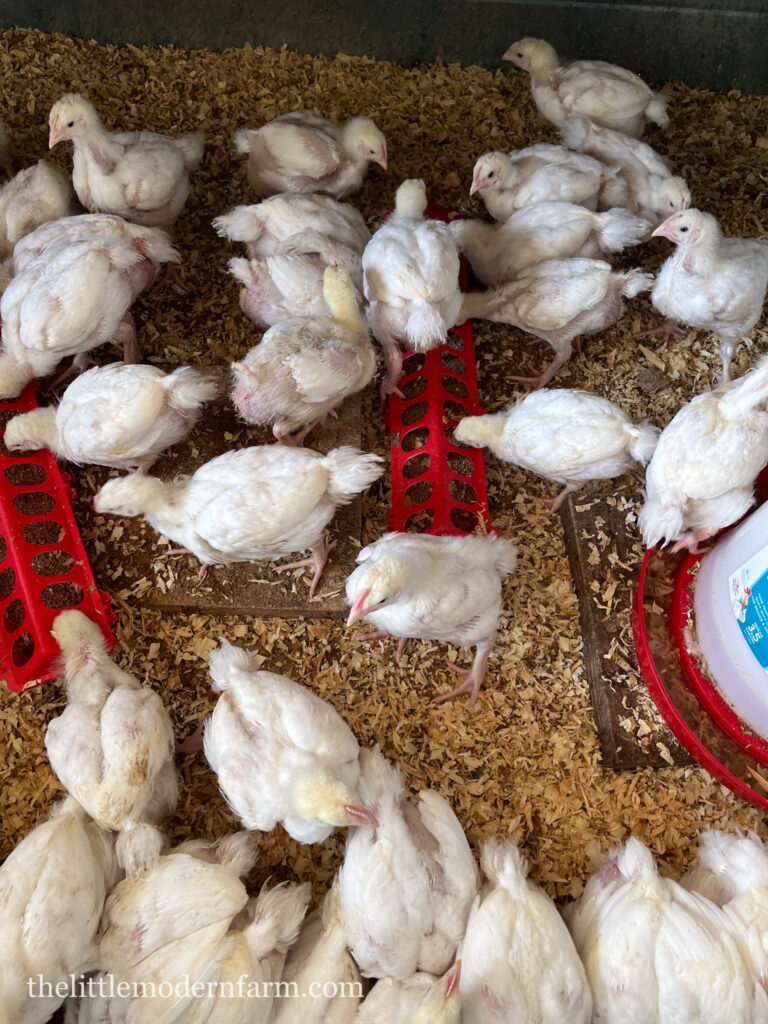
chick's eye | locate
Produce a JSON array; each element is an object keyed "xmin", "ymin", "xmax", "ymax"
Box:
[
  {"xmin": 66, "ymin": 121, "xmax": 74, "ymax": 128},
  {"xmin": 517, "ymin": 52, "xmax": 524, "ymax": 58},
  {"xmin": 488, "ymin": 171, "xmax": 495, "ymax": 178},
  {"xmin": 680, "ymin": 226, "xmax": 689, "ymax": 232}
]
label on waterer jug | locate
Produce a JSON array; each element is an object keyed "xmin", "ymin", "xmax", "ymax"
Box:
[{"xmin": 729, "ymin": 545, "xmax": 768, "ymax": 671}]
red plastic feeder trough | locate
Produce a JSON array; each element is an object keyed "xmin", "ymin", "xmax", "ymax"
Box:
[
  {"xmin": 386, "ymin": 203, "xmax": 495, "ymax": 537},
  {"xmin": 0, "ymin": 385, "xmax": 114, "ymax": 692}
]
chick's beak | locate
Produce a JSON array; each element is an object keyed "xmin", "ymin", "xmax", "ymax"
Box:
[
  {"xmin": 48, "ymin": 118, "xmax": 65, "ymax": 149},
  {"xmin": 444, "ymin": 961, "xmax": 461, "ymax": 999},
  {"xmin": 651, "ymin": 217, "xmax": 677, "ymax": 242},
  {"xmin": 469, "ymin": 172, "xmax": 483, "ymax": 196},
  {"xmin": 346, "ymin": 587, "xmax": 371, "ymax": 626},
  {"xmin": 502, "ymin": 43, "xmax": 518, "ymax": 61},
  {"xmin": 377, "ymin": 145, "xmax": 388, "ymax": 169},
  {"xmin": 345, "ymin": 804, "xmax": 378, "ymax": 827}
]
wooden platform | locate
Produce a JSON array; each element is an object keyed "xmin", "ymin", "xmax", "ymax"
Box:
[
  {"xmin": 560, "ymin": 491, "xmax": 694, "ymax": 769},
  {"xmin": 75, "ymin": 391, "xmax": 365, "ymax": 620}
]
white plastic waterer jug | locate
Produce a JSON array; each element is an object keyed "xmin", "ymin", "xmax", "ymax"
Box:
[{"xmin": 694, "ymin": 501, "xmax": 768, "ymax": 739}]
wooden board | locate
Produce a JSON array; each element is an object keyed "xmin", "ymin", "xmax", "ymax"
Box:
[
  {"xmin": 73, "ymin": 387, "xmax": 365, "ymax": 620},
  {"xmin": 560, "ymin": 491, "xmax": 694, "ymax": 769}
]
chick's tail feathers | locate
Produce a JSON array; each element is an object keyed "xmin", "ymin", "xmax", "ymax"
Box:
[
  {"xmin": 620, "ymin": 269, "xmax": 654, "ymax": 298},
  {"xmin": 720, "ymin": 355, "xmax": 768, "ymax": 418},
  {"xmin": 624, "ymin": 420, "xmax": 660, "ymax": 465},
  {"xmin": 163, "ymin": 366, "xmax": 220, "ymax": 413},
  {"xmin": 116, "ymin": 821, "xmax": 164, "ymax": 876},
  {"xmin": 245, "ymin": 881, "xmax": 312, "ymax": 959},
  {"xmin": 697, "ymin": 830, "xmax": 768, "ymax": 893},
  {"xmin": 646, "ymin": 94, "xmax": 670, "ymax": 128},
  {"xmin": 637, "ymin": 494, "xmax": 684, "ymax": 550},
  {"xmin": 213, "ymin": 206, "xmax": 263, "ymax": 243},
  {"xmin": 405, "ymin": 298, "xmax": 448, "ymax": 351},
  {"xmin": 4, "ymin": 407, "xmax": 59, "ymax": 454},
  {"xmin": 174, "ymin": 132, "xmax": 205, "ymax": 171},
  {"xmin": 207, "ymin": 639, "xmax": 256, "ymax": 693},
  {"xmin": 323, "ymin": 447, "xmax": 384, "ymax": 504},
  {"xmin": 480, "ymin": 838, "xmax": 530, "ymax": 897},
  {"xmin": 595, "ymin": 209, "xmax": 652, "ymax": 251},
  {"xmin": 228, "ymin": 256, "xmax": 256, "ymax": 286},
  {"xmin": 233, "ymin": 129, "xmax": 258, "ymax": 155},
  {"xmin": 489, "ymin": 534, "xmax": 519, "ymax": 578},
  {"xmin": 357, "ymin": 746, "xmax": 404, "ymax": 807}
]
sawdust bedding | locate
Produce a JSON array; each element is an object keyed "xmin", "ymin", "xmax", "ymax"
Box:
[{"xmin": 0, "ymin": 28, "xmax": 767, "ymax": 901}]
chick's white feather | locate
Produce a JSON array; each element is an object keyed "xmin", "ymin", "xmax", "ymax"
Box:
[
  {"xmin": 339, "ymin": 747, "xmax": 478, "ymax": 979},
  {"xmin": 454, "ymin": 389, "xmax": 659, "ymax": 497},
  {"xmin": 5, "ymin": 362, "xmax": 218, "ymax": 470},
  {"xmin": 213, "ymin": 193, "xmax": 370, "ymax": 259},
  {"xmin": 48, "ymin": 93, "xmax": 203, "ymax": 230},
  {"xmin": 461, "ymin": 258, "xmax": 652, "ymax": 388},
  {"xmin": 93, "ymin": 444, "xmax": 383, "ymax": 572},
  {"xmin": 0, "ymin": 799, "xmax": 119, "ymax": 1024},
  {"xmin": 203, "ymin": 640, "xmax": 367, "ymax": 843},
  {"xmin": 231, "ymin": 264, "xmax": 376, "ymax": 440},
  {"xmin": 44, "ymin": 610, "xmax": 176, "ymax": 874},
  {"xmin": 450, "ymin": 201, "xmax": 651, "ymax": 285},
  {"xmin": 363, "ymin": 179, "xmax": 461, "ymax": 395},
  {"xmin": 0, "ymin": 160, "xmax": 75, "ymax": 261},
  {"xmin": 234, "ymin": 110, "xmax": 386, "ymax": 198},
  {"xmin": 504, "ymin": 37, "xmax": 669, "ymax": 137},
  {"xmin": 638, "ymin": 356, "xmax": 768, "ymax": 549},
  {"xmin": 461, "ymin": 840, "xmax": 592, "ymax": 1024}
]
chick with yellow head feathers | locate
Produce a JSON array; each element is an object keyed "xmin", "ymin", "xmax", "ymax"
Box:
[
  {"xmin": 48, "ymin": 92, "xmax": 203, "ymax": 231},
  {"xmin": 503, "ymin": 37, "xmax": 668, "ymax": 138},
  {"xmin": 345, "ymin": 532, "xmax": 517, "ymax": 708},
  {"xmin": 200, "ymin": 640, "xmax": 376, "ymax": 844},
  {"xmin": 455, "ymin": 389, "xmax": 659, "ymax": 512},
  {"xmin": 233, "ymin": 109, "xmax": 387, "ymax": 199}
]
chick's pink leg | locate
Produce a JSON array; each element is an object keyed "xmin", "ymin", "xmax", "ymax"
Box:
[
  {"xmin": 433, "ymin": 635, "xmax": 495, "ymax": 710},
  {"xmin": 115, "ymin": 311, "xmax": 140, "ymax": 364},
  {"xmin": 539, "ymin": 483, "xmax": 579, "ymax": 513},
  {"xmin": 176, "ymin": 719, "xmax": 205, "ymax": 754},
  {"xmin": 633, "ymin": 318, "xmax": 687, "ymax": 342},
  {"xmin": 275, "ymin": 535, "xmax": 338, "ymax": 597},
  {"xmin": 508, "ymin": 349, "xmax": 571, "ymax": 390}
]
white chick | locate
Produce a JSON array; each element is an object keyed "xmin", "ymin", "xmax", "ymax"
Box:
[
  {"xmin": 460, "ymin": 258, "xmax": 653, "ymax": 389},
  {"xmin": 229, "ymin": 229, "xmax": 364, "ymax": 327},
  {"xmin": 569, "ymin": 836, "xmax": 766, "ymax": 1024},
  {"xmin": 637, "ymin": 355, "xmax": 768, "ymax": 551},
  {"xmin": 355, "ymin": 965, "xmax": 462, "ymax": 1024},
  {"xmin": 231, "ymin": 264, "xmax": 376, "ymax": 443},
  {"xmin": 5, "ymin": 362, "xmax": 218, "ymax": 471},
  {"xmin": 461, "ymin": 840, "xmax": 592, "ymax": 1024},
  {"xmin": 362, "ymin": 179, "xmax": 462, "ymax": 397},
  {"xmin": 48, "ymin": 93, "xmax": 204, "ymax": 231},
  {"xmin": 44, "ymin": 610, "xmax": 177, "ymax": 875},
  {"xmin": 271, "ymin": 881, "xmax": 362, "ymax": 1023},
  {"xmin": 0, "ymin": 227, "xmax": 179, "ymax": 398},
  {"xmin": 87, "ymin": 833, "xmax": 310, "ymax": 1024},
  {"xmin": 0, "ymin": 160, "xmax": 75, "ymax": 261},
  {"xmin": 469, "ymin": 146, "xmax": 612, "ymax": 220},
  {"xmin": 11, "ymin": 212, "xmax": 176, "ymax": 274},
  {"xmin": 648, "ymin": 208, "xmax": 768, "ymax": 382},
  {"xmin": 683, "ymin": 831, "xmax": 768, "ymax": 956},
  {"xmin": 347, "ymin": 532, "xmax": 517, "ymax": 706},
  {"xmin": 0, "ymin": 798, "xmax": 119, "ymax": 1024},
  {"xmin": 213, "ymin": 192, "xmax": 371, "ymax": 259},
  {"xmin": 201, "ymin": 640, "xmax": 375, "ymax": 843},
  {"xmin": 504, "ymin": 37, "xmax": 669, "ymax": 137},
  {"xmin": 450, "ymin": 201, "xmax": 651, "ymax": 285},
  {"xmin": 93, "ymin": 444, "xmax": 382, "ymax": 591},
  {"xmin": 455, "ymin": 389, "xmax": 659, "ymax": 511},
  {"xmin": 340, "ymin": 747, "xmax": 478, "ymax": 979},
  {"xmin": 560, "ymin": 117, "xmax": 690, "ymax": 226},
  {"xmin": 234, "ymin": 110, "xmax": 387, "ymax": 198}
]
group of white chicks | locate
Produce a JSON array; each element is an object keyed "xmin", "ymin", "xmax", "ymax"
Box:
[
  {"xmin": 0, "ymin": 36, "xmax": 767, "ymax": 1024},
  {"xmin": 7, "ymin": 609, "xmax": 768, "ymax": 1024}
]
